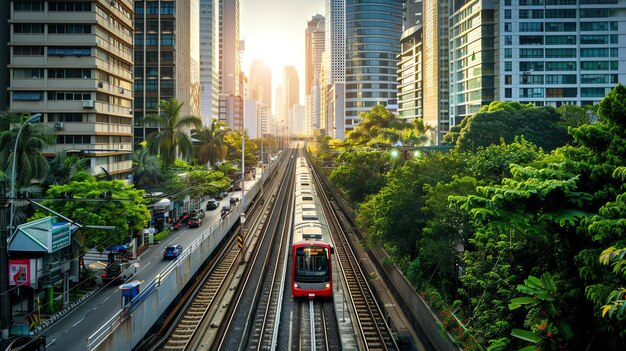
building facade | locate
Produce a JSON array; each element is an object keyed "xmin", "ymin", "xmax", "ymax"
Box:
[
  {"xmin": 305, "ymin": 14, "xmax": 325, "ymax": 135},
  {"xmin": 448, "ymin": 0, "xmax": 496, "ymax": 127},
  {"xmin": 422, "ymin": 0, "xmax": 451, "ymax": 144},
  {"xmin": 283, "ymin": 65, "xmax": 299, "ymax": 136},
  {"xmin": 496, "ymin": 0, "xmax": 626, "ymax": 107},
  {"xmin": 249, "ymin": 58, "xmax": 272, "ymax": 109},
  {"xmin": 345, "ymin": 0, "xmax": 403, "ymax": 133},
  {"xmin": 397, "ymin": 26, "xmax": 424, "ymax": 122},
  {"xmin": 133, "ymin": 0, "xmax": 201, "ymax": 144},
  {"xmin": 200, "ymin": 0, "xmax": 220, "ymax": 123},
  {"xmin": 219, "ymin": 0, "xmax": 242, "ymax": 130},
  {"xmin": 8, "ymin": 0, "xmax": 135, "ymax": 179}
]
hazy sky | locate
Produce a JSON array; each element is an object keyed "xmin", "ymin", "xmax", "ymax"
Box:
[{"xmin": 240, "ymin": 0, "xmax": 324, "ymax": 107}]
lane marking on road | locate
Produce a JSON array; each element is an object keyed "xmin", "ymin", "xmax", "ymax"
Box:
[
  {"xmin": 46, "ymin": 339, "xmax": 56, "ymax": 347},
  {"xmin": 73, "ymin": 317, "xmax": 85, "ymax": 327}
]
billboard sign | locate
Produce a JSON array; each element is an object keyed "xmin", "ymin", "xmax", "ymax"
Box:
[{"xmin": 9, "ymin": 258, "xmax": 30, "ymax": 287}]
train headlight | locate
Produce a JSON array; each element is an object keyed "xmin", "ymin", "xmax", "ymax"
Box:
[
  {"xmin": 294, "ymin": 283, "xmax": 298, "ymax": 288},
  {"xmin": 326, "ymin": 283, "xmax": 330, "ymax": 288}
]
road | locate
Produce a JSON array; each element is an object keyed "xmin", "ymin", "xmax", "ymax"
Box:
[{"xmin": 43, "ymin": 192, "xmax": 242, "ymax": 351}]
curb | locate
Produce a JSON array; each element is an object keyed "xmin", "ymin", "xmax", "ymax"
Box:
[{"xmin": 31, "ymin": 288, "xmax": 100, "ymax": 336}]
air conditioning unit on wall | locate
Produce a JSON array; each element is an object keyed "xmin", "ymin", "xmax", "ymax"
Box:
[
  {"xmin": 54, "ymin": 122, "xmax": 64, "ymax": 130},
  {"xmin": 82, "ymin": 100, "xmax": 94, "ymax": 108}
]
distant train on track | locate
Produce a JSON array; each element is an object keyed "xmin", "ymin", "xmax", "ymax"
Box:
[{"xmin": 291, "ymin": 155, "xmax": 334, "ymax": 299}]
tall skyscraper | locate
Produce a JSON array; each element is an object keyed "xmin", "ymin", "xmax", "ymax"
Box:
[
  {"xmin": 200, "ymin": 0, "xmax": 220, "ymax": 124},
  {"xmin": 8, "ymin": 0, "xmax": 135, "ymax": 179},
  {"xmin": 448, "ymin": 0, "xmax": 626, "ymax": 130},
  {"xmin": 422, "ymin": 0, "xmax": 450, "ymax": 144},
  {"xmin": 323, "ymin": 0, "xmax": 346, "ymax": 139},
  {"xmin": 283, "ymin": 66, "xmax": 300, "ymax": 136},
  {"xmin": 397, "ymin": 26, "xmax": 424, "ymax": 122},
  {"xmin": 249, "ymin": 58, "xmax": 272, "ymax": 108},
  {"xmin": 134, "ymin": 0, "xmax": 201, "ymax": 144},
  {"xmin": 305, "ymin": 14, "xmax": 325, "ymax": 135},
  {"xmin": 345, "ymin": 0, "xmax": 403, "ymax": 133},
  {"xmin": 498, "ymin": 0, "xmax": 626, "ymax": 107},
  {"xmin": 219, "ymin": 0, "xmax": 243, "ymax": 130},
  {"xmin": 448, "ymin": 0, "xmax": 495, "ymax": 128}
]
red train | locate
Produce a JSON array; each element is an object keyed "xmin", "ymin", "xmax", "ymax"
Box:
[{"xmin": 291, "ymin": 156, "xmax": 333, "ymax": 299}]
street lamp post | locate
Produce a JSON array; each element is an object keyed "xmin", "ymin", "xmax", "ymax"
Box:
[
  {"xmin": 2, "ymin": 113, "xmax": 41, "ymax": 339},
  {"xmin": 9, "ymin": 113, "xmax": 41, "ymax": 236}
]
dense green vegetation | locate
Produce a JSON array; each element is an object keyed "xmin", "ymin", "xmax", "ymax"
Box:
[{"xmin": 319, "ymin": 85, "xmax": 626, "ymax": 350}]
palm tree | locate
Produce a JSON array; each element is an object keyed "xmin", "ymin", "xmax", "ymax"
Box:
[
  {"xmin": 143, "ymin": 98, "xmax": 202, "ymax": 167},
  {"xmin": 46, "ymin": 152, "xmax": 90, "ymax": 186},
  {"xmin": 0, "ymin": 112, "xmax": 55, "ymax": 187},
  {"xmin": 132, "ymin": 146, "xmax": 161, "ymax": 186},
  {"xmin": 192, "ymin": 119, "xmax": 228, "ymax": 168}
]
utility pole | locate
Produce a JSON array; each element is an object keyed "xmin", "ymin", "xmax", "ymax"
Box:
[{"xmin": 0, "ymin": 182, "xmax": 11, "ymax": 340}]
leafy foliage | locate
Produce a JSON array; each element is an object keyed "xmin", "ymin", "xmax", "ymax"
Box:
[
  {"xmin": 144, "ymin": 98, "xmax": 202, "ymax": 166},
  {"xmin": 34, "ymin": 180, "xmax": 151, "ymax": 250}
]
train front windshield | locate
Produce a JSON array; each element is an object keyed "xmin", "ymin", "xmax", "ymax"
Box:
[{"xmin": 294, "ymin": 246, "xmax": 330, "ymax": 283}]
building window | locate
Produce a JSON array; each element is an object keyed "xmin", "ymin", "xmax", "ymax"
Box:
[
  {"xmin": 505, "ymin": 61, "xmax": 512, "ymax": 72},
  {"xmin": 520, "ymin": 49, "xmax": 544, "ymax": 58},
  {"xmin": 13, "ymin": 46, "xmax": 44, "ymax": 56},
  {"xmin": 47, "ymin": 92, "xmax": 91, "ymax": 100},
  {"xmin": 580, "ymin": 35, "xmax": 608, "ymax": 44},
  {"xmin": 13, "ymin": 23, "xmax": 44, "ymax": 34},
  {"xmin": 48, "ymin": 68, "xmax": 92, "ymax": 79},
  {"xmin": 546, "ymin": 61, "xmax": 576, "ymax": 71},
  {"xmin": 56, "ymin": 135, "xmax": 91, "ymax": 144},
  {"xmin": 519, "ymin": 36, "xmax": 544, "ymax": 45},
  {"xmin": 505, "ymin": 48, "xmax": 512, "ymax": 58},
  {"xmin": 505, "ymin": 35, "xmax": 512, "ymax": 45},
  {"xmin": 581, "ymin": 87, "xmax": 607, "ymax": 97},
  {"xmin": 546, "ymin": 48, "xmax": 576, "ymax": 58},
  {"xmin": 48, "ymin": 24, "xmax": 92, "ymax": 34},
  {"xmin": 505, "ymin": 9, "xmax": 511, "ymax": 19},
  {"xmin": 13, "ymin": 2, "xmax": 45, "ymax": 11},
  {"xmin": 520, "ymin": 22, "xmax": 543, "ymax": 32},
  {"xmin": 505, "ymin": 88, "xmax": 512, "ymax": 98},
  {"xmin": 545, "ymin": 35, "xmax": 576, "ymax": 45},
  {"xmin": 48, "ymin": 2, "xmax": 91, "ymax": 11},
  {"xmin": 13, "ymin": 68, "xmax": 44, "ymax": 79},
  {"xmin": 12, "ymin": 92, "xmax": 43, "ymax": 101},
  {"xmin": 48, "ymin": 113, "xmax": 83, "ymax": 122},
  {"xmin": 47, "ymin": 47, "xmax": 91, "ymax": 56},
  {"xmin": 546, "ymin": 88, "xmax": 577, "ymax": 98}
]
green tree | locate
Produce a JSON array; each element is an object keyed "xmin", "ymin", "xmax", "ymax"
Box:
[
  {"xmin": 132, "ymin": 146, "xmax": 161, "ymax": 187},
  {"xmin": 223, "ymin": 130, "xmax": 257, "ymax": 170},
  {"xmin": 46, "ymin": 152, "xmax": 90, "ymax": 187},
  {"xmin": 184, "ymin": 170, "xmax": 230, "ymax": 198},
  {"xmin": 0, "ymin": 112, "xmax": 55, "ymax": 187},
  {"xmin": 329, "ymin": 150, "xmax": 388, "ymax": 204},
  {"xmin": 445, "ymin": 102, "xmax": 571, "ymax": 152},
  {"xmin": 192, "ymin": 119, "xmax": 228, "ymax": 167},
  {"xmin": 143, "ymin": 98, "xmax": 202, "ymax": 167},
  {"xmin": 34, "ymin": 180, "xmax": 151, "ymax": 250}
]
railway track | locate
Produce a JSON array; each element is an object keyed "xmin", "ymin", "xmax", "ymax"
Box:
[
  {"xmin": 295, "ymin": 300, "xmax": 330, "ymax": 351},
  {"xmin": 154, "ymin": 154, "xmax": 290, "ymax": 351},
  {"xmin": 310, "ymin": 154, "xmax": 399, "ymax": 350},
  {"xmin": 245, "ymin": 168, "xmax": 293, "ymax": 350}
]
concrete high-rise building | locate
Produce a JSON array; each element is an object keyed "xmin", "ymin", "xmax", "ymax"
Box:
[
  {"xmin": 275, "ymin": 85, "xmax": 283, "ymax": 129},
  {"xmin": 404, "ymin": 0, "xmax": 423, "ymax": 29},
  {"xmin": 249, "ymin": 58, "xmax": 272, "ymax": 108},
  {"xmin": 8, "ymin": 0, "xmax": 135, "ymax": 180},
  {"xmin": 290, "ymin": 103, "xmax": 306, "ymax": 136},
  {"xmin": 219, "ymin": 0, "xmax": 243, "ymax": 130},
  {"xmin": 448, "ymin": 0, "xmax": 495, "ymax": 128},
  {"xmin": 345, "ymin": 1, "xmax": 403, "ymax": 132},
  {"xmin": 323, "ymin": 0, "xmax": 346, "ymax": 139},
  {"xmin": 200, "ymin": 0, "xmax": 220, "ymax": 124},
  {"xmin": 0, "ymin": 0, "xmax": 9, "ymax": 111},
  {"xmin": 134, "ymin": 0, "xmax": 201, "ymax": 145},
  {"xmin": 325, "ymin": 0, "xmax": 345, "ymax": 83},
  {"xmin": 497, "ymin": 0, "xmax": 626, "ymax": 107},
  {"xmin": 448, "ymin": 0, "xmax": 626, "ymax": 130},
  {"xmin": 305, "ymin": 15, "xmax": 325, "ymax": 135},
  {"xmin": 422, "ymin": 0, "xmax": 451, "ymax": 144},
  {"xmin": 283, "ymin": 66, "xmax": 300, "ymax": 136},
  {"xmin": 397, "ymin": 26, "xmax": 424, "ymax": 122}
]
